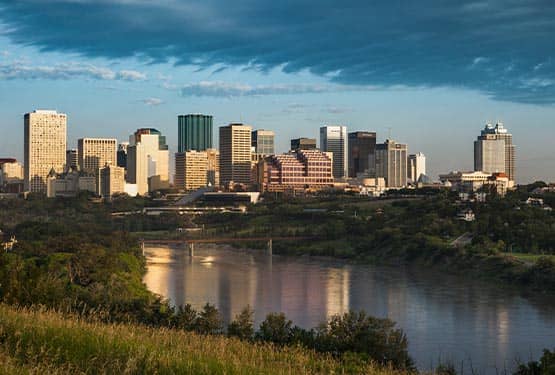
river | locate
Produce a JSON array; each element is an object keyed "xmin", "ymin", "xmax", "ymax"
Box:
[{"xmin": 143, "ymin": 245, "xmax": 555, "ymax": 374}]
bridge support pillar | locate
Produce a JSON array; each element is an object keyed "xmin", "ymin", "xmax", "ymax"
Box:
[
  {"xmin": 141, "ymin": 241, "xmax": 145, "ymax": 256},
  {"xmin": 188, "ymin": 242, "xmax": 195, "ymax": 257},
  {"xmin": 267, "ymin": 239, "xmax": 272, "ymax": 256}
]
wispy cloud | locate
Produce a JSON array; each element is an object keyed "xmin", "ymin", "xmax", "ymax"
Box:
[
  {"xmin": 0, "ymin": 61, "xmax": 146, "ymax": 81},
  {"xmin": 141, "ymin": 97, "xmax": 164, "ymax": 106},
  {"xmin": 180, "ymin": 81, "xmax": 367, "ymax": 97}
]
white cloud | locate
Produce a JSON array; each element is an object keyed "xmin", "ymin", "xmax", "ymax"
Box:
[
  {"xmin": 179, "ymin": 81, "xmax": 373, "ymax": 97},
  {"xmin": 0, "ymin": 61, "xmax": 146, "ymax": 81},
  {"xmin": 141, "ymin": 97, "xmax": 164, "ymax": 106}
]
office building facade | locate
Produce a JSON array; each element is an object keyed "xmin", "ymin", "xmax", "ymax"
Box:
[
  {"xmin": 252, "ymin": 129, "xmax": 275, "ymax": 155},
  {"xmin": 320, "ymin": 126, "xmax": 348, "ymax": 179},
  {"xmin": 407, "ymin": 152, "xmax": 426, "ymax": 182},
  {"xmin": 66, "ymin": 149, "xmax": 78, "ymax": 171},
  {"xmin": 291, "ymin": 137, "xmax": 317, "ymax": 151},
  {"xmin": 258, "ymin": 150, "xmax": 334, "ymax": 192},
  {"xmin": 219, "ymin": 124, "xmax": 252, "ymax": 186},
  {"xmin": 348, "ymin": 131, "xmax": 376, "ymax": 177},
  {"xmin": 175, "ymin": 149, "xmax": 220, "ymax": 191},
  {"xmin": 98, "ymin": 164, "xmax": 125, "ymax": 199},
  {"xmin": 375, "ymin": 139, "xmax": 408, "ymax": 188},
  {"xmin": 178, "ymin": 114, "xmax": 213, "ymax": 152},
  {"xmin": 474, "ymin": 123, "xmax": 515, "ymax": 181},
  {"xmin": 127, "ymin": 128, "xmax": 169, "ymax": 195},
  {"xmin": 24, "ymin": 110, "xmax": 67, "ymax": 193},
  {"xmin": 77, "ymin": 138, "xmax": 117, "ymax": 175}
]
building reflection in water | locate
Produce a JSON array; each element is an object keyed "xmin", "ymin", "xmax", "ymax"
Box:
[{"xmin": 143, "ymin": 245, "xmax": 555, "ymax": 374}]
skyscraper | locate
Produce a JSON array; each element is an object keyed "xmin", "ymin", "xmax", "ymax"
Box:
[
  {"xmin": 77, "ymin": 138, "xmax": 117, "ymax": 175},
  {"xmin": 474, "ymin": 123, "xmax": 515, "ymax": 181},
  {"xmin": 375, "ymin": 139, "xmax": 408, "ymax": 188},
  {"xmin": 320, "ymin": 126, "xmax": 348, "ymax": 179},
  {"xmin": 66, "ymin": 149, "xmax": 78, "ymax": 171},
  {"xmin": 178, "ymin": 114, "xmax": 213, "ymax": 152},
  {"xmin": 291, "ymin": 137, "xmax": 317, "ymax": 151},
  {"xmin": 348, "ymin": 131, "xmax": 376, "ymax": 177},
  {"xmin": 117, "ymin": 142, "xmax": 129, "ymax": 168},
  {"xmin": 219, "ymin": 124, "xmax": 252, "ymax": 186},
  {"xmin": 98, "ymin": 164, "xmax": 125, "ymax": 199},
  {"xmin": 407, "ymin": 152, "xmax": 426, "ymax": 182},
  {"xmin": 24, "ymin": 110, "xmax": 67, "ymax": 193},
  {"xmin": 175, "ymin": 149, "xmax": 220, "ymax": 191},
  {"xmin": 252, "ymin": 129, "xmax": 275, "ymax": 155},
  {"xmin": 127, "ymin": 128, "xmax": 169, "ymax": 195}
]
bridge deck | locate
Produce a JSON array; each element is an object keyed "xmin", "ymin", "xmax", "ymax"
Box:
[{"xmin": 140, "ymin": 237, "xmax": 310, "ymax": 244}]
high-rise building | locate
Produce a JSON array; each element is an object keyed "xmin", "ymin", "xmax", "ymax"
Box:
[
  {"xmin": 258, "ymin": 149, "xmax": 334, "ymax": 192},
  {"xmin": 24, "ymin": 110, "xmax": 67, "ymax": 193},
  {"xmin": 348, "ymin": 131, "xmax": 376, "ymax": 177},
  {"xmin": 66, "ymin": 149, "xmax": 78, "ymax": 171},
  {"xmin": 127, "ymin": 128, "xmax": 169, "ymax": 195},
  {"xmin": 252, "ymin": 129, "xmax": 275, "ymax": 155},
  {"xmin": 98, "ymin": 164, "xmax": 125, "ymax": 199},
  {"xmin": 219, "ymin": 124, "xmax": 252, "ymax": 186},
  {"xmin": 117, "ymin": 142, "xmax": 129, "ymax": 168},
  {"xmin": 375, "ymin": 139, "xmax": 408, "ymax": 188},
  {"xmin": 174, "ymin": 149, "xmax": 220, "ymax": 191},
  {"xmin": 178, "ymin": 114, "xmax": 213, "ymax": 152},
  {"xmin": 407, "ymin": 152, "xmax": 426, "ymax": 182},
  {"xmin": 320, "ymin": 126, "xmax": 348, "ymax": 179},
  {"xmin": 291, "ymin": 137, "xmax": 317, "ymax": 151},
  {"xmin": 77, "ymin": 138, "xmax": 117, "ymax": 175},
  {"xmin": 0, "ymin": 159, "xmax": 24, "ymax": 193},
  {"xmin": 474, "ymin": 123, "xmax": 515, "ymax": 181}
]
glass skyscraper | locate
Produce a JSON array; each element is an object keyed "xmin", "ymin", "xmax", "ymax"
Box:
[{"xmin": 178, "ymin": 114, "xmax": 213, "ymax": 152}]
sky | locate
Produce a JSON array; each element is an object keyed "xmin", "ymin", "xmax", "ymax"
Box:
[{"xmin": 0, "ymin": 0, "xmax": 554, "ymax": 183}]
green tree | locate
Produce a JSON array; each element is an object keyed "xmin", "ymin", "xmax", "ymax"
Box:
[
  {"xmin": 228, "ymin": 306, "xmax": 254, "ymax": 340},
  {"xmin": 256, "ymin": 312, "xmax": 293, "ymax": 345},
  {"xmin": 196, "ymin": 303, "xmax": 223, "ymax": 335}
]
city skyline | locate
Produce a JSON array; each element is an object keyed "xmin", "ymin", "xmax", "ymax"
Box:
[{"xmin": 1, "ymin": 2, "xmax": 555, "ymax": 183}]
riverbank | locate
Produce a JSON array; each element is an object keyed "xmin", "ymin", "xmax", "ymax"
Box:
[{"xmin": 0, "ymin": 304, "xmax": 403, "ymax": 375}]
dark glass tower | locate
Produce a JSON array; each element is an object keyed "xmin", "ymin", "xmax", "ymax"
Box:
[
  {"xmin": 178, "ymin": 114, "xmax": 213, "ymax": 152},
  {"xmin": 348, "ymin": 131, "xmax": 376, "ymax": 177}
]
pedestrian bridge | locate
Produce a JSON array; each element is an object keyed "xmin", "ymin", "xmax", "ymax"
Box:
[{"xmin": 139, "ymin": 236, "xmax": 313, "ymax": 256}]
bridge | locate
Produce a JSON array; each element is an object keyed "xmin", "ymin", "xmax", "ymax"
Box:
[{"xmin": 139, "ymin": 236, "xmax": 312, "ymax": 256}]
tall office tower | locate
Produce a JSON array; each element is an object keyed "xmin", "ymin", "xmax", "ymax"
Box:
[
  {"xmin": 375, "ymin": 139, "xmax": 408, "ymax": 188},
  {"xmin": 291, "ymin": 137, "xmax": 317, "ymax": 151},
  {"xmin": 252, "ymin": 129, "xmax": 275, "ymax": 155},
  {"xmin": 348, "ymin": 131, "xmax": 376, "ymax": 177},
  {"xmin": 320, "ymin": 125, "xmax": 348, "ymax": 179},
  {"xmin": 474, "ymin": 123, "xmax": 515, "ymax": 181},
  {"xmin": 127, "ymin": 128, "xmax": 169, "ymax": 195},
  {"xmin": 219, "ymin": 123, "xmax": 252, "ymax": 186},
  {"xmin": 117, "ymin": 142, "xmax": 129, "ymax": 168},
  {"xmin": 77, "ymin": 138, "xmax": 117, "ymax": 175},
  {"xmin": 174, "ymin": 149, "xmax": 219, "ymax": 191},
  {"xmin": 407, "ymin": 152, "xmax": 426, "ymax": 182},
  {"xmin": 178, "ymin": 114, "xmax": 213, "ymax": 152},
  {"xmin": 66, "ymin": 149, "xmax": 78, "ymax": 171},
  {"xmin": 24, "ymin": 110, "xmax": 67, "ymax": 193},
  {"xmin": 98, "ymin": 164, "xmax": 125, "ymax": 199}
]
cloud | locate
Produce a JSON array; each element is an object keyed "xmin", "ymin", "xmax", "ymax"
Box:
[
  {"xmin": 0, "ymin": 60, "xmax": 146, "ymax": 81},
  {"xmin": 141, "ymin": 97, "xmax": 164, "ymax": 106},
  {"xmin": 1, "ymin": 1, "xmax": 555, "ymax": 103},
  {"xmin": 180, "ymin": 81, "xmax": 345, "ymax": 97}
]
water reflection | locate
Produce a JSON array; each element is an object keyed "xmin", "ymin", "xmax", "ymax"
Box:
[{"xmin": 143, "ymin": 245, "xmax": 555, "ymax": 374}]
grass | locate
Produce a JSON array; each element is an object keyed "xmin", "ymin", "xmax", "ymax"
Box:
[
  {"xmin": 0, "ymin": 304, "xmax": 404, "ymax": 375},
  {"xmin": 503, "ymin": 252, "xmax": 555, "ymax": 264}
]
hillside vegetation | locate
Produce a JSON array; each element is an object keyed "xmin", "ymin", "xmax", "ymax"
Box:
[{"xmin": 0, "ymin": 304, "xmax": 403, "ymax": 375}]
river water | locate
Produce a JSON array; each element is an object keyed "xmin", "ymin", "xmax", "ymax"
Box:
[{"xmin": 143, "ymin": 245, "xmax": 555, "ymax": 374}]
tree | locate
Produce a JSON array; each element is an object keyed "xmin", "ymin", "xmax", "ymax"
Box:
[
  {"xmin": 315, "ymin": 310, "xmax": 414, "ymax": 370},
  {"xmin": 228, "ymin": 306, "xmax": 254, "ymax": 340},
  {"xmin": 514, "ymin": 348, "xmax": 555, "ymax": 375},
  {"xmin": 196, "ymin": 303, "xmax": 223, "ymax": 335},
  {"xmin": 173, "ymin": 304, "xmax": 198, "ymax": 331},
  {"xmin": 256, "ymin": 312, "xmax": 293, "ymax": 345}
]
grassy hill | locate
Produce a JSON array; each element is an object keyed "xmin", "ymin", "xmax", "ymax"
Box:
[{"xmin": 0, "ymin": 304, "xmax": 404, "ymax": 375}]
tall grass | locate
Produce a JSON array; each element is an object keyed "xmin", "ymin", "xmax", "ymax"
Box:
[{"xmin": 0, "ymin": 304, "xmax": 404, "ymax": 375}]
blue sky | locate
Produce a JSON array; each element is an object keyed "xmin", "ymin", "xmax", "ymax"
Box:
[{"xmin": 0, "ymin": 0, "xmax": 554, "ymax": 183}]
